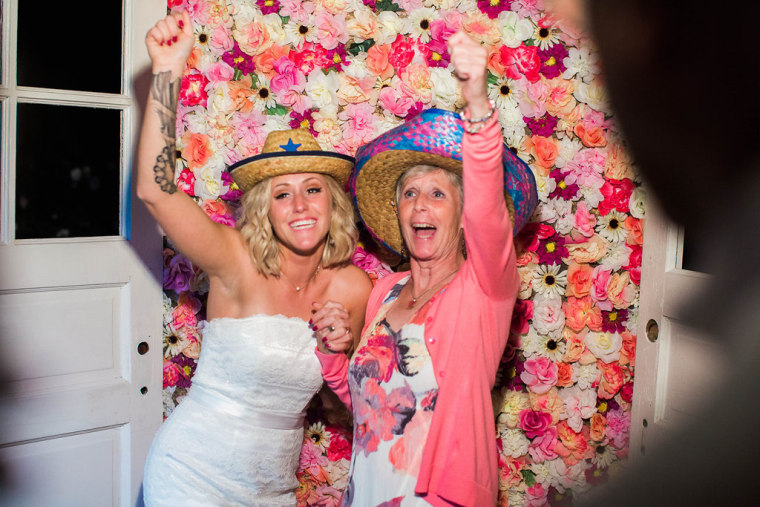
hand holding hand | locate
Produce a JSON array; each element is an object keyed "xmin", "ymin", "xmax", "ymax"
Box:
[
  {"xmin": 145, "ymin": 11, "xmax": 194, "ymax": 74},
  {"xmin": 447, "ymin": 30, "xmax": 490, "ymax": 119},
  {"xmin": 311, "ymin": 301, "xmax": 353, "ymax": 354}
]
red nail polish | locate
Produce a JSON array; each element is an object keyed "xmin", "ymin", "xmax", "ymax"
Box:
[
  {"xmin": 321, "ymin": 337, "xmax": 326, "ymax": 343},
  {"xmin": 312, "ymin": 325, "xmax": 318, "ymax": 331},
  {"xmin": 178, "ymin": 20, "xmax": 184, "ymax": 28},
  {"xmin": 173, "ymin": 36, "xmax": 178, "ymax": 42},
  {"xmin": 167, "ymin": 40, "xmax": 172, "ymax": 46},
  {"xmin": 308, "ymin": 319, "xmax": 313, "ymax": 325}
]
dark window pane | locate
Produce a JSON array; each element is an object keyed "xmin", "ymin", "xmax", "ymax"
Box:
[
  {"xmin": 17, "ymin": 2, "xmax": 122, "ymax": 93},
  {"xmin": 681, "ymin": 228, "xmax": 711, "ymax": 273},
  {"xmin": 16, "ymin": 103, "xmax": 121, "ymax": 239}
]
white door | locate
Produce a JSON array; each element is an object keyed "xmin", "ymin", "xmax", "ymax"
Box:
[
  {"xmin": 0, "ymin": 1, "xmax": 165, "ymax": 505},
  {"xmin": 629, "ymin": 193, "xmax": 730, "ymax": 461}
]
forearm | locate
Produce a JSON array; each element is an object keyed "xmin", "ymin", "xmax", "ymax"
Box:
[
  {"xmin": 136, "ymin": 67, "xmax": 183, "ymax": 203},
  {"xmin": 462, "ymin": 115, "xmax": 518, "ymax": 297}
]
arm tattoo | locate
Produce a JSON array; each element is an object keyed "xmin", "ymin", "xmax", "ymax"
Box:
[{"xmin": 150, "ymin": 71, "xmax": 181, "ymax": 194}]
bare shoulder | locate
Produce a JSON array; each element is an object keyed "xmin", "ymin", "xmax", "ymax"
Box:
[{"xmin": 328, "ymin": 263, "xmax": 373, "ymax": 306}]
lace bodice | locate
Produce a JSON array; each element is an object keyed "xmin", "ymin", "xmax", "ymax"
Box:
[{"xmin": 194, "ymin": 313, "xmax": 324, "ymax": 415}]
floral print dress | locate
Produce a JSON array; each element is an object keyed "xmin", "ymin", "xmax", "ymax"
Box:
[{"xmin": 341, "ymin": 276, "xmax": 441, "ymax": 506}]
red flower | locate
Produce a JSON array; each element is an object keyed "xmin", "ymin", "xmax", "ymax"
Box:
[
  {"xmin": 598, "ymin": 178, "xmax": 635, "ymax": 216},
  {"xmin": 388, "ymin": 35, "xmax": 415, "ymax": 70},
  {"xmin": 179, "ymin": 72, "xmax": 209, "ymax": 107},
  {"xmin": 499, "ymin": 44, "xmax": 541, "ymax": 83}
]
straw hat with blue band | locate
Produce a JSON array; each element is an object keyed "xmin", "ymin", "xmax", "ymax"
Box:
[
  {"xmin": 349, "ymin": 108, "xmax": 538, "ymax": 258},
  {"xmin": 229, "ymin": 128, "xmax": 354, "ymax": 193}
]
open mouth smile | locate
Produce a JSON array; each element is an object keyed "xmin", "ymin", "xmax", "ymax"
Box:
[
  {"xmin": 290, "ymin": 219, "xmax": 317, "ymax": 230},
  {"xmin": 412, "ymin": 222, "xmax": 437, "ymax": 239}
]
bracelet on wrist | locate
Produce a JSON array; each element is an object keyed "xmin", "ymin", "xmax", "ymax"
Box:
[{"xmin": 462, "ymin": 100, "xmax": 496, "ymax": 134}]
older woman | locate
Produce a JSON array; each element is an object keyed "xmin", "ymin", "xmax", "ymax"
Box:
[
  {"xmin": 137, "ymin": 12, "xmax": 372, "ymax": 506},
  {"xmin": 318, "ymin": 32, "xmax": 537, "ymax": 506}
]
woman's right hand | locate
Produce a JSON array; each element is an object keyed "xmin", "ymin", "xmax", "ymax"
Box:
[{"xmin": 145, "ymin": 11, "xmax": 194, "ymax": 73}]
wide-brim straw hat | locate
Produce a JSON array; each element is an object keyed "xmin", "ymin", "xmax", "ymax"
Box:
[
  {"xmin": 349, "ymin": 108, "xmax": 538, "ymax": 257},
  {"xmin": 229, "ymin": 128, "xmax": 354, "ymax": 192}
]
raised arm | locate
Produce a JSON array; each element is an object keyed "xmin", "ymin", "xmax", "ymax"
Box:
[
  {"xmin": 137, "ymin": 12, "xmax": 240, "ymax": 277},
  {"xmin": 448, "ymin": 32, "xmax": 518, "ymax": 299}
]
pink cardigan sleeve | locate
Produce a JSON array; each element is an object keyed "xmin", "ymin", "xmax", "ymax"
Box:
[
  {"xmin": 315, "ymin": 350, "xmax": 352, "ymax": 411},
  {"xmin": 461, "ymin": 114, "xmax": 519, "ymax": 300}
]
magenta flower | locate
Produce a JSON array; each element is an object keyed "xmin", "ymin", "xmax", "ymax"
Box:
[
  {"xmin": 537, "ymin": 232, "xmax": 568, "ymax": 265},
  {"xmin": 220, "ymin": 171, "xmax": 243, "ymax": 201},
  {"xmin": 256, "ymin": 0, "xmax": 281, "ymax": 15},
  {"xmin": 289, "ymin": 109, "xmax": 318, "ymax": 137},
  {"xmin": 525, "ymin": 113, "xmax": 558, "ymax": 137},
  {"xmin": 170, "ymin": 353, "xmax": 197, "ymax": 389},
  {"xmin": 222, "ymin": 42, "xmax": 257, "ymax": 75},
  {"xmin": 601, "ymin": 308, "xmax": 628, "ymax": 333},
  {"xmin": 325, "ymin": 46, "xmax": 350, "ymax": 72},
  {"xmin": 538, "ymin": 43, "xmax": 569, "ymax": 79},
  {"xmin": 477, "ymin": 0, "xmax": 513, "ymax": 19},
  {"xmin": 424, "ymin": 38, "xmax": 450, "ymax": 68},
  {"xmin": 548, "ymin": 169, "xmax": 580, "ymax": 200}
]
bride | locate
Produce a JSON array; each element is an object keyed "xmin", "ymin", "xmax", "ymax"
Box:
[{"xmin": 138, "ymin": 12, "xmax": 372, "ymax": 505}]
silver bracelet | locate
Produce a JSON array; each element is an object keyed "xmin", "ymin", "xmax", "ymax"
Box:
[{"xmin": 462, "ymin": 100, "xmax": 496, "ymax": 134}]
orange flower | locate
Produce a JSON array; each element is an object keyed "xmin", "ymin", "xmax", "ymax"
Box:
[
  {"xmin": 563, "ymin": 295, "xmax": 602, "ymax": 332},
  {"xmin": 227, "ymin": 75, "xmax": 255, "ymax": 113},
  {"xmin": 619, "ymin": 331, "xmax": 636, "ymax": 367},
  {"xmin": 625, "ymin": 216, "xmax": 644, "ymax": 246},
  {"xmin": 597, "ymin": 360, "xmax": 625, "ymax": 399},
  {"xmin": 181, "ymin": 133, "xmax": 212, "ymax": 170},
  {"xmin": 556, "ymin": 362, "xmax": 575, "ymax": 387},
  {"xmin": 562, "ymin": 327, "xmax": 586, "ymax": 362},
  {"xmin": 574, "ymin": 122, "xmax": 607, "ymax": 147},
  {"xmin": 253, "ymin": 44, "xmax": 290, "ymax": 79},
  {"xmin": 589, "ymin": 413, "xmax": 607, "ymax": 442},
  {"xmin": 366, "ymin": 44, "xmax": 394, "ymax": 80},
  {"xmin": 565, "ymin": 261, "xmax": 594, "ymax": 298},
  {"xmin": 607, "ymin": 271, "xmax": 636, "ymax": 309},
  {"xmin": 529, "ymin": 135, "xmax": 559, "ymax": 173}
]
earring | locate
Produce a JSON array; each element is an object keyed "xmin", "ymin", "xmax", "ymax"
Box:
[{"xmin": 389, "ymin": 200, "xmax": 399, "ymax": 219}]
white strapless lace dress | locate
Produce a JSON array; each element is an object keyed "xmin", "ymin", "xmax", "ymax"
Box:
[{"xmin": 143, "ymin": 314, "xmax": 323, "ymax": 506}]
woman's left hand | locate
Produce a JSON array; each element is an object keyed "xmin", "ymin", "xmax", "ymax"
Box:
[
  {"xmin": 311, "ymin": 301, "xmax": 353, "ymax": 354},
  {"xmin": 447, "ymin": 30, "xmax": 490, "ymax": 119}
]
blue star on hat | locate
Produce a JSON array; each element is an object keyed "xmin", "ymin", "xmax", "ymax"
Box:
[{"xmin": 280, "ymin": 139, "xmax": 302, "ymax": 151}]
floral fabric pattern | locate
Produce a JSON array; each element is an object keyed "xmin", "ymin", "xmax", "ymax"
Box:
[{"xmin": 343, "ymin": 277, "xmax": 439, "ymax": 505}]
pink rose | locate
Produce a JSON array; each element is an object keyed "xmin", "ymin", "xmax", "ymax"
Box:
[
  {"xmin": 500, "ymin": 44, "xmax": 541, "ymax": 83},
  {"xmin": 590, "ymin": 266, "xmax": 613, "ymax": 311},
  {"xmin": 201, "ymin": 199, "xmax": 236, "ymax": 227},
  {"xmin": 518, "ymin": 408, "xmax": 553, "ymax": 438},
  {"xmin": 528, "ymin": 426, "xmax": 560, "ymax": 463},
  {"xmin": 520, "ymin": 357, "xmax": 558, "ymax": 394},
  {"xmin": 388, "ymin": 35, "xmax": 415, "ymax": 70},
  {"xmin": 163, "ymin": 360, "xmax": 182, "ymax": 388}
]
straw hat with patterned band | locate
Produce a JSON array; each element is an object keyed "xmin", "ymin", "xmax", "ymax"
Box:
[
  {"xmin": 229, "ymin": 128, "xmax": 354, "ymax": 193},
  {"xmin": 349, "ymin": 108, "xmax": 538, "ymax": 258}
]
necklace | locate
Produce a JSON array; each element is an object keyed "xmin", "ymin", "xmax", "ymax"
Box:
[
  {"xmin": 407, "ymin": 268, "xmax": 459, "ymax": 309},
  {"xmin": 280, "ymin": 264, "xmax": 321, "ymax": 293}
]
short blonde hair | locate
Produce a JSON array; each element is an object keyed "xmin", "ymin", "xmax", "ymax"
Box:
[{"xmin": 237, "ymin": 174, "xmax": 358, "ymax": 276}]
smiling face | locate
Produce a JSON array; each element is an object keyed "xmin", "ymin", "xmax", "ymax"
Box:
[
  {"xmin": 268, "ymin": 172, "xmax": 332, "ymax": 256},
  {"xmin": 397, "ymin": 167, "xmax": 463, "ymax": 263}
]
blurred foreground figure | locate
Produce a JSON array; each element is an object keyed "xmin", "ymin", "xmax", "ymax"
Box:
[{"xmin": 548, "ymin": 0, "xmax": 760, "ymax": 505}]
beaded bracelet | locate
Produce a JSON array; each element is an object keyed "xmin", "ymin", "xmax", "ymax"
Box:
[{"xmin": 462, "ymin": 99, "xmax": 496, "ymax": 134}]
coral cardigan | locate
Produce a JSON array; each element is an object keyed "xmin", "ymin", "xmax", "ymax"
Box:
[{"xmin": 318, "ymin": 116, "xmax": 518, "ymax": 506}]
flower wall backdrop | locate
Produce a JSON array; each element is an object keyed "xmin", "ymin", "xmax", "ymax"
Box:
[{"xmin": 160, "ymin": 0, "xmax": 644, "ymax": 505}]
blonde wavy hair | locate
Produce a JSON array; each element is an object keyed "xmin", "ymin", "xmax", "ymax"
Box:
[{"xmin": 237, "ymin": 174, "xmax": 358, "ymax": 276}]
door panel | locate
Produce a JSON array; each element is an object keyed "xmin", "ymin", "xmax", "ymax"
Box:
[{"xmin": 630, "ymin": 196, "xmax": 727, "ymax": 458}]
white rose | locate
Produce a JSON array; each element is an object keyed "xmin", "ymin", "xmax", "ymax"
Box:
[
  {"xmin": 532, "ymin": 293, "xmax": 565, "ymax": 336},
  {"xmin": 500, "ymin": 428, "xmax": 531, "ymax": 458},
  {"xmin": 306, "ymin": 71, "xmax": 341, "ymax": 111},
  {"xmin": 429, "ymin": 67, "xmax": 459, "ymax": 109},
  {"xmin": 629, "ymin": 186, "xmax": 646, "ymax": 219},
  {"xmin": 574, "ymin": 80, "xmax": 609, "ymax": 112},
  {"xmin": 498, "ymin": 11, "xmax": 535, "ymax": 48},
  {"xmin": 376, "ymin": 11, "xmax": 411, "ymax": 45},
  {"xmin": 584, "ymin": 331, "xmax": 623, "ymax": 363}
]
